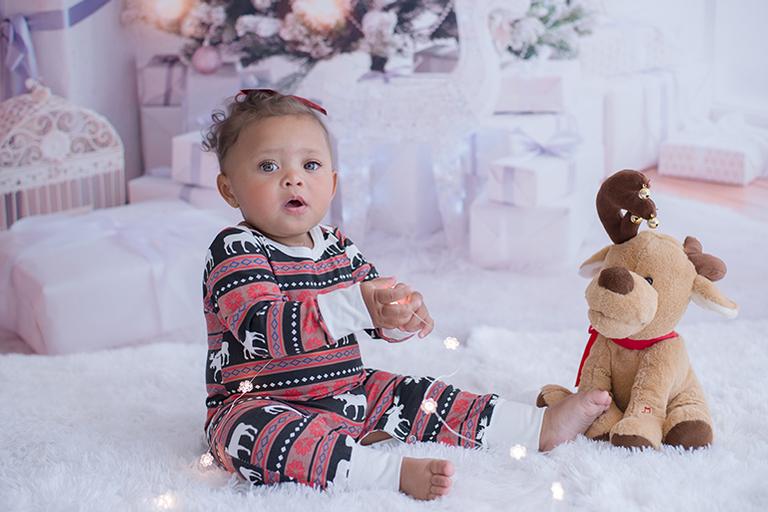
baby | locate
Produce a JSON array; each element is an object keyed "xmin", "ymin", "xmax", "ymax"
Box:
[{"xmin": 201, "ymin": 89, "xmax": 610, "ymax": 500}]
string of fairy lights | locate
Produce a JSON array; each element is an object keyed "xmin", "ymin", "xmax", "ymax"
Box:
[{"xmin": 178, "ymin": 309, "xmax": 565, "ymax": 510}]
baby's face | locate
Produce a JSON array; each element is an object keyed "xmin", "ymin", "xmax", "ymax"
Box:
[{"xmin": 220, "ymin": 114, "xmax": 336, "ymax": 246}]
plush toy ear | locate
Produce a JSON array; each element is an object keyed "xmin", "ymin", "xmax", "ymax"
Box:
[
  {"xmin": 691, "ymin": 274, "xmax": 738, "ymax": 319},
  {"xmin": 578, "ymin": 246, "xmax": 611, "ymax": 278}
]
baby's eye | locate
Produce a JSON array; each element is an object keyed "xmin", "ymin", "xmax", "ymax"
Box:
[
  {"xmin": 304, "ymin": 161, "xmax": 321, "ymax": 172},
  {"xmin": 259, "ymin": 161, "xmax": 278, "ymax": 173}
]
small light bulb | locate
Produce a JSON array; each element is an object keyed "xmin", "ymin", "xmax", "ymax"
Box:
[
  {"xmin": 421, "ymin": 398, "xmax": 438, "ymax": 414},
  {"xmin": 238, "ymin": 381, "xmax": 253, "ymax": 393},
  {"xmin": 443, "ymin": 336, "xmax": 460, "ymax": 350},
  {"xmin": 199, "ymin": 452, "xmax": 214, "ymax": 468},
  {"xmin": 551, "ymin": 481, "xmax": 565, "ymax": 501},
  {"xmin": 153, "ymin": 491, "xmax": 176, "ymax": 510},
  {"xmin": 510, "ymin": 444, "xmax": 527, "ymax": 460}
]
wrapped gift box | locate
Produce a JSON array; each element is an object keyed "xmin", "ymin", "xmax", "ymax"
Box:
[
  {"xmin": 128, "ymin": 174, "xmax": 242, "ymax": 223},
  {"xmin": 602, "ymin": 69, "xmax": 677, "ymax": 174},
  {"xmin": 579, "ymin": 22, "xmax": 666, "ymax": 77},
  {"xmin": 184, "ymin": 64, "xmax": 242, "ymax": 131},
  {"xmin": 137, "ymin": 55, "xmax": 188, "ymax": 170},
  {"xmin": 495, "ymin": 59, "xmax": 581, "ymax": 114},
  {"xmin": 469, "ymin": 192, "xmax": 590, "ymax": 270},
  {"xmin": 171, "ymin": 131, "xmax": 221, "ymax": 189},
  {"xmin": 413, "ymin": 45, "xmax": 459, "ymax": 73},
  {"xmin": 488, "ymin": 155, "xmax": 574, "ymax": 208},
  {"xmin": 658, "ymin": 118, "xmax": 768, "ymax": 186},
  {"xmin": 0, "ymin": 201, "xmax": 231, "ymax": 354}
]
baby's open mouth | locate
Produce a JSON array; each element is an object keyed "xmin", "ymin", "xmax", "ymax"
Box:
[{"xmin": 285, "ymin": 197, "xmax": 306, "ymax": 208}]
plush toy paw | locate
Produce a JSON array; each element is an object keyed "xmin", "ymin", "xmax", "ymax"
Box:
[
  {"xmin": 664, "ymin": 420, "xmax": 713, "ymax": 449},
  {"xmin": 610, "ymin": 416, "xmax": 662, "ymax": 449},
  {"xmin": 535, "ymin": 384, "xmax": 572, "ymax": 408}
]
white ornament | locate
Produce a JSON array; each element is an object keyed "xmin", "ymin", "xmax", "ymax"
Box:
[
  {"xmin": 153, "ymin": 491, "xmax": 177, "ymax": 510},
  {"xmin": 551, "ymin": 481, "xmax": 565, "ymax": 501},
  {"xmin": 509, "ymin": 444, "xmax": 527, "ymax": 460},
  {"xmin": 420, "ymin": 398, "xmax": 438, "ymax": 414},
  {"xmin": 199, "ymin": 452, "xmax": 214, "ymax": 467},
  {"xmin": 443, "ymin": 336, "xmax": 460, "ymax": 350},
  {"xmin": 238, "ymin": 380, "xmax": 254, "ymax": 393}
]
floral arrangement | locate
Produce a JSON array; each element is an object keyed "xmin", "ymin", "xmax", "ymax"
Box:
[
  {"xmin": 123, "ymin": 0, "xmax": 458, "ymax": 77},
  {"xmin": 492, "ymin": 0, "xmax": 597, "ymax": 61}
]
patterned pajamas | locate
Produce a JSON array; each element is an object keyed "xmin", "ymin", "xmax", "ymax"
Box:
[
  {"xmin": 205, "ymin": 369, "xmax": 497, "ymax": 487},
  {"xmin": 203, "ymin": 223, "xmax": 542, "ymax": 490}
]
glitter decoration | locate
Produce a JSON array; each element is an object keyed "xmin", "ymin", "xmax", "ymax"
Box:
[
  {"xmin": 443, "ymin": 336, "xmax": 460, "ymax": 350},
  {"xmin": 199, "ymin": 452, "xmax": 214, "ymax": 467},
  {"xmin": 551, "ymin": 481, "xmax": 565, "ymax": 501},
  {"xmin": 510, "ymin": 444, "xmax": 527, "ymax": 460},
  {"xmin": 420, "ymin": 398, "xmax": 438, "ymax": 414}
]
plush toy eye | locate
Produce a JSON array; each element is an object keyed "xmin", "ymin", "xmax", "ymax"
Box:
[{"xmin": 645, "ymin": 276, "xmax": 654, "ymax": 285}]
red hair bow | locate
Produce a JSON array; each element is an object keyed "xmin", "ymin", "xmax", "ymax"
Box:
[{"xmin": 238, "ymin": 88, "xmax": 328, "ymax": 116}]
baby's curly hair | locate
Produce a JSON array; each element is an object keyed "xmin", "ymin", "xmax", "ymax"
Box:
[{"xmin": 202, "ymin": 90, "xmax": 332, "ymax": 172}]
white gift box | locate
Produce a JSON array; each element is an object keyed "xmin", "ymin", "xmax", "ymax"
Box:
[
  {"xmin": 413, "ymin": 45, "xmax": 459, "ymax": 73},
  {"xmin": 488, "ymin": 155, "xmax": 573, "ymax": 207},
  {"xmin": 138, "ymin": 55, "xmax": 186, "ymax": 107},
  {"xmin": 579, "ymin": 22, "xmax": 666, "ymax": 77},
  {"xmin": 171, "ymin": 131, "xmax": 220, "ymax": 189},
  {"xmin": 184, "ymin": 64, "xmax": 242, "ymax": 131},
  {"xmin": 469, "ymin": 192, "xmax": 589, "ymax": 270},
  {"xmin": 602, "ymin": 69, "xmax": 677, "ymax": 174},
  {"xmin": 140, "ymin": 105, "xmax": 185, "ymax": 171},
  {"xmin": 495, "ymin": 59, "xmax": 581, "ymax": 114},
  {"xmin": 0, "ymin": 201, "xmax": 231, "ymax": 354},
  {"xmin": 658, "ymin": 118, "xmax": 768, "ymax": 186}
]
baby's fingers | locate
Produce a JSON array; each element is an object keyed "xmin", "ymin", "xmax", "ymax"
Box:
[
  {"xmin": 380, "ymin": 303, "xmax": 413, "ymax": 327},
  {"xmin": 374, "ymin": 283, "xmax": 411, "ymax": 306}
]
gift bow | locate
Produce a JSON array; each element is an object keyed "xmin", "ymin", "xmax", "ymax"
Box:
[{"xmin": 507, "ymin": 126, "xmax": 582, "ymax": 160}]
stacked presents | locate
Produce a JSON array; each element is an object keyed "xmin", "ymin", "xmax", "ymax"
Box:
[
  {"xmin": 128, "ymin": 130, "xmax": 241, "ymax": 224},
  {"xmin": 469, "ymin": 60, "xmax": 604, "ymax": 270}
]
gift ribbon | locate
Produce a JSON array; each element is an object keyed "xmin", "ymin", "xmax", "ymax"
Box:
[{"xmin": 1, "ymin": 0, "xmax": 112, "ymax": 98}]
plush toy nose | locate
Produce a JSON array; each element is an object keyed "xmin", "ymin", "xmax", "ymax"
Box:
[{"xmin": 598, "ymin": 267, "xmax": 635, "ymax": 295}]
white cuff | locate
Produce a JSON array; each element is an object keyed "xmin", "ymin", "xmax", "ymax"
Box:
[
  {"xmin": 343, "ymin": 443, "xmax": 402, "ymax": 491},
  {"xmin": 482, "ymin": 398, "xmax": 545, "ymax": 453},
  {"xmin": 316, "ymin": 283, "xmax": 374, "ymax": 341},
  {"xmin": 379, "ymin": 328, "xmax": 414, "ymax": 342}
]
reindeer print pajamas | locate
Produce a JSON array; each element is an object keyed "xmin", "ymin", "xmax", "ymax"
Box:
[{"xmin": 203, "ymin": 224, "xmax": 543, "ymax": 490}]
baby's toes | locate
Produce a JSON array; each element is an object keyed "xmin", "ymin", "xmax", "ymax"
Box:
[
  {"xmin": 430, "ymin": 459, "xmax": 455, "ymax": 477},
  {"xmin": 431, "ymin": 474, "xmax": 452, "ymax": 488}
]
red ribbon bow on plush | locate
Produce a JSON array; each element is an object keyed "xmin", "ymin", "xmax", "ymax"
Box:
[{"xmin": 238, "ymin": 88, "xmax": 328, "ymax": 116}]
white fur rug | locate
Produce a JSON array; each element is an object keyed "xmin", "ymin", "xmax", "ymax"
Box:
[{"xmin": 2, "ymin": 318, "xmax": 767, "ymax": 511}]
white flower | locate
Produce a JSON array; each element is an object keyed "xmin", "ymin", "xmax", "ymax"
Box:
[
  {"xmin": 209, "ymin": 6, "xmax": 227, "ymax": 27},
  {"xmin": 251, "ymin": 0, "xmax": 272, "ymax": 11},
  {"xmin": 180, "ymin": 13, "xmax": 207, "ymax": 38},
  {"xmin": 236, "ymin": 14, "xmax": 281, "ymax": 38},
  {"xmin": 361, "ymin": 10, "xmax": 398, "ymax": 57},
  {"xmin": 508, "ymin": 16, "xmax": 546, "ymax": 52}
]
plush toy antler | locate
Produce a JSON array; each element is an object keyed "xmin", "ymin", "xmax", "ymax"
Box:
[
  {"xmin": 683, "ymin": 237, "xmax": 727, "ymax": 282},
  {"xmin": 596, "ymin": 170, "xmax": 659, "ymax": 244}
]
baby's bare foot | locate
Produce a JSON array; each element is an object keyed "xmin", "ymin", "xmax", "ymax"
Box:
[
  {"xmin": 539, "ymin": 389, "xmax": 611, "ymax": 451},
  {"xmin": 399, "ymin": 457, "xmax": 454, "ymax": 500}
]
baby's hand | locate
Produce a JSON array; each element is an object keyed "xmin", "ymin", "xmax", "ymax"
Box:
[
  {"xmin": 399, "ymin": 290, "xmax": 434, "ymax": 338},
  {"xmin": 360, "ymin": 277, "xmax": 415, "ymax": 330}
]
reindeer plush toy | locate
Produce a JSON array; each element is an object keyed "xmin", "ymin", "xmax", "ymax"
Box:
[{"xmin": 537, "ymin": 170, "xmax": 738, "ymax": 449}]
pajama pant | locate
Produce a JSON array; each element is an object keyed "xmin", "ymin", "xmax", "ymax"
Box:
[{"xmin": 205, "ymin": 368, "xmax": 544, "ymax": 490}]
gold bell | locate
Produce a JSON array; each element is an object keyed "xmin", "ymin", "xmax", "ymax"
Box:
[
  {"xmin": 638, "ymin": 186, "xmax": 651, "ymax": 200},
  {"xmin": 630, "ymin": 214, "xmax": 643, "ymax": 225},
  {"xmin": 648, "ymin": 216, "xmax": 659, "ymax": 229}
]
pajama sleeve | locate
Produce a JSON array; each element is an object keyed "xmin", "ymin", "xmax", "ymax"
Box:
[
  {"xmin": 204, "ymin": 228, "xmax": 349, "ymax": 358},
  {"xmin": 328, "ymin": 228, "xmax": 415, "ymax": 344}
]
